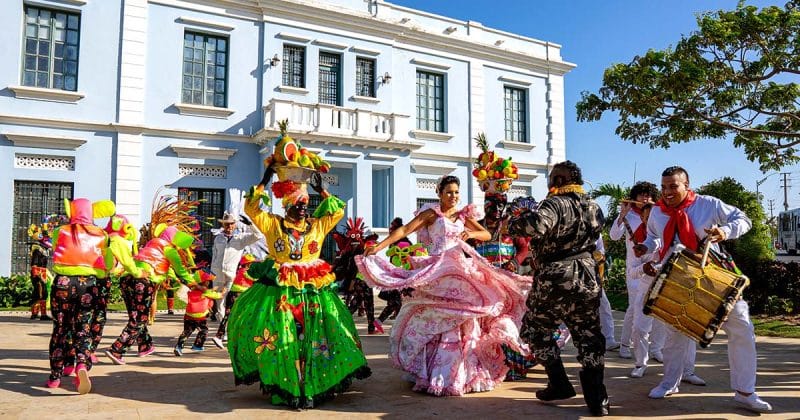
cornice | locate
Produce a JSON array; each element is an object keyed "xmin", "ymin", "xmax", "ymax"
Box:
[
  {"xmin": 170, "ymin": 144, "xmax": 238, "ymax": 160},
  {"xmin": 4, "ymin": 132, "xmax": 86, "ymax": 150},
  {"xmin": 8, "ymin": 85, "xmax": 85, "ymax": 103}
]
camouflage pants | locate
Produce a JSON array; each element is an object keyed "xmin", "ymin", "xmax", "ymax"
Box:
[{"xmin": 520, "ymin": 258, "xmax": 605, "ymax": 369}]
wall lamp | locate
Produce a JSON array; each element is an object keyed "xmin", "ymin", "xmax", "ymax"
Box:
[
  {"xmin": 379, "ymin": 72, "xmax": 392, "ymax": 84},
  {"xmin": 269, "ymin": 54, "xmax": 281, "ymax": 67}
]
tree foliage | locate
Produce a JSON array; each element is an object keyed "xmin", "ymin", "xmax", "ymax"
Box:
[
  {"xmin": 696, "ymin": 177, "xmax": 775, "ymax": 266},
  {"xmin": 577, "ymin": 1, "xmax": 800, "ymax": 170}
]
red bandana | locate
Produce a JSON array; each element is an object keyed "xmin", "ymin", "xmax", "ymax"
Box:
[
  {"xmin": 629, "ymin": 206, "xmax": 647, "ymax": 244},
  {"xmin": 657, "ymin": 190, "xmax": 698, "ymax": 261}
]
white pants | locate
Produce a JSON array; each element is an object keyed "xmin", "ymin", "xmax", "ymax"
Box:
[
  {"xmin": 599, "ymin": 289, "xmax": 616, "ymax": 345},
  {"xmin": 657, "ymin": 299, "xmax": 757, "ymax": 393},
  {"xmin": 630, "ymin": 277, "xmax": 668, "ymax": 367},
  {"xmin": 620, "ymin": 277, "xmax": 639, "ymax": 347},
  {"xmin": 213, "ymin": 273, "xmax": 234, "ymax": 319}
]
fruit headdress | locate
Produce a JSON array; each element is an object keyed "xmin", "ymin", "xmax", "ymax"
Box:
[
  {"xmin": 265, "ymin": 120, "xmax": 332, "ymax": 208},
  {"xmin": 472, "ymin": 133, "xmax": 519, "ymax": 194}
]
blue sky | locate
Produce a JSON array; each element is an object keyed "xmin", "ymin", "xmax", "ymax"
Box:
[{"xmin": 391, "ymin": 0, "xmax": 794, "ymax": 215}]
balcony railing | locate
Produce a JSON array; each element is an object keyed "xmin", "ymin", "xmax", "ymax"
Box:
[{"xmin": 263, "ymin": 99, "xmax": 411, "ymax": 143}]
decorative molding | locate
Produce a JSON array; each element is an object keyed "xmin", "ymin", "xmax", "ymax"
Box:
[
  {"xmin": 321, "ymin": 173, "xmax": 339, "ymax": 186},
  {"xmin": 177, "ymin": 16, "xmax": 236, "ymax": 32},
  {"xmin": 410, "ymin": 58, "xmax": 451, "ymax": 70},
  {"xmin": 36, "ymin": 0, "xmax": 86, "ymax": 6},
  {"xmin": 15, "ymin": 154, "xmax": 75, "ymax": 171},
  {"xmin": 508, "ymin": 186, "xmax": 531, "ymax": 197},
  {"xmin": 312, "ymin": 38, "xmax": 348, "ymax": 50},
  {"xmin": 416, "ymin": 178, "xmax": 438, "ymax": 191},
  {"xmin": 179, "ymin": 163, "xmax": 227, "ymax": 178},
  {"xmin": 499, "ymin": 139, "xmax": 535, "ymax": 151},
  {"xmin": 498, "ymin": 75, "xmax": 532, "ymax": 86},
  {"xmin": 277, "ymin": 85, "xmax": 310, "ymax": 95},
  {"xmin": 350, "ymin": 46, "xmax": 380, "ymax": 56},
  {"xmin": 411, "ymin": 160, "xmax": 457, "ymax": 175},
  {"xmin": 4, "ymin": 132, "xmax": 86, "ymax": 150},
  {"xmin": 8, "ymin": 85, "xmax": 85, "ymax": 103},
  {"xmin": 170, "ymin": 144, "xmax": 237, "ymax": 160},
  {"xmin": 326, "ymin": 149, "xmax": 362, "ymax": 158},
  {"xmin": 173, "ymin": 103, "xmax": 235, "ymax": 118},
  {"xmin": 367, "ymin": 153, "xmax": 397, "ymax": 161},
  {"xmin": 350, "ymin": 95, "xmax": 380, "ymax": 104},
  {"xmin": 410, "ymin": 129, "xmax": 454, "ymax": 142},
  {"xmin": 276, "ymin": 32, "xmax": 312, "ymax": 43}
]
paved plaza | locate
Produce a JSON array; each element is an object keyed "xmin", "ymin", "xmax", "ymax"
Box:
[{"xmin": 1, "ymin": 307, "xmax": 798, "ymax": 419}]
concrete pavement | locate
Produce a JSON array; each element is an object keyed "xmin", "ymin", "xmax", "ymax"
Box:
[{"xmin": 0, "ymin": 308, "xmax": 798, "ymax": 419}]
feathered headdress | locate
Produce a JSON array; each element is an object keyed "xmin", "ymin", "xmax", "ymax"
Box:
[{"xmin": 141, "ymin": 189, "xmax": 204, "ymax": 247}]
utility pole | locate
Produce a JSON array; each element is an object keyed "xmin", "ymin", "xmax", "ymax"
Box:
[
  {"xmin": 768, "ymin": 199, "xmax": 776, "ymax": 249},
  {"xmin": 768, "ymin": 199, "xmax": 775, "ymax": 220},
  {"xmin": 781, "ymin": 172, "xmax": 791, "ymax": 211}
]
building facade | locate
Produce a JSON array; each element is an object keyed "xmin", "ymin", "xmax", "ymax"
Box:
[{"xmin": 0, "ymin": 0, "xmax": 574, "ymax": 275}]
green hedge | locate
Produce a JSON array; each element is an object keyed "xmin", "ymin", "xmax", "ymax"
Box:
[{"xmin": 0, "ymin": 274, "xmax": 33, "ymax": 308}]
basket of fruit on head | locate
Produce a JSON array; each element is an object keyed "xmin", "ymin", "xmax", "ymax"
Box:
[
  {"xmin": 266, "ymin": 120, "xmax": 332, "ymax": 182},
  {"xmin": 472, "ymin": 133, "xmax": 519, "ymax": 194}
]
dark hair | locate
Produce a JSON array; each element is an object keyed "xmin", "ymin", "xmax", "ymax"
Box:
[
  {"xmin": 551, "ymin": 160, "xmax": 583, "ymax": 185},
  {"xmin": 194, "ymin": 249, "xmax": 212, "ymax": 268},
  {"xmin": 629, "ymin": 181, "xmax": 659, "ymax": 200},
  {"xmin": 436, "ymin": 175, "xmax": 460, "ymax": 194},
  {"xmin": 662, "ymin": 166, "xmax": 690, "ymax": 182},
  {"xmin": 390, "ymin": 217, "xmax": 403, "ymax": 228}
]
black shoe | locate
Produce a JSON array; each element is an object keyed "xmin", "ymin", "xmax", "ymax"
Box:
[
  {"xmin": 31, "ymin": 314, "xmax": 39, "ymax": 320},
  {"xmin": 167, "ymin": 310, "xmax": 174, "ymax": 315},
  {"xmin": 579, "ymin": 367, "xmax": 610, "ymax": 416},
  {"xmin": 40, "ymin": 314, "xmax": 52, "ymax": 321},
  {"xmin": 536, "ymin": 359, "xmax": 576, "ymax": 401}
]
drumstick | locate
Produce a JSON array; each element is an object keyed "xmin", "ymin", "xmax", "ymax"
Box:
[
  {"xmin": 620, "ymin": 199, "xmax": 645, "ymax": 205},
  {"xmin": 700, "ymin": 238, "xmax": 713, "ymax": 270}
]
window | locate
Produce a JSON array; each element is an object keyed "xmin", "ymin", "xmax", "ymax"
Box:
[
  {"xmin": 318, "ymin": 52, "xmax": 341, "ymax": 105},
  {"xmin": 308, "ymin": 194, "xmax": 336, "ymax": 264},
  {"xmin": 22, "ymin": 6, "xmax": 80, "ymax": 91},
  {"xmin": 182, "ymin": 32, "xmax": 228, "ymax": 107},
  {"xmin": 416, "ymin": 198, "xmax": 438, "ymax": 209},
  {"xmin": 177, "ymin": 188, "xmax": 225, "ymax": 250},
  {"xmin": 11, "ymin": 181, "xmax": 73, "ymax": 273},
  {"xmin": 282, "ymin": 45, "xmax": 305, "ymax": 88},
  {"xmin": 355, "ymin": 57, "xmax": 375, "ymax": 98},
  {"xmin": 372, "ymin": 167, "xmax": 393, "ymax": 228},
  {"xmin": 504, "ymin": 86, "xmax": 527, "ymax": 142},
  {"xmin": 416, "ymin": 71, "xmax": 444, "ymax": 132}
]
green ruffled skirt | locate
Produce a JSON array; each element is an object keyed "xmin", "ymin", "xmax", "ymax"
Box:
[{"xmin": 227, "ymin": 279, "xmax": 371, "ymax": 408}]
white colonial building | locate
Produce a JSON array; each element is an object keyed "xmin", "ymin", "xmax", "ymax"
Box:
[{"xmin": 0, "ymin": 0, "xmax": 574, "ymax": 275}]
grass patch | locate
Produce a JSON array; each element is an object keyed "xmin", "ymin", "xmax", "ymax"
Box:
[{"xmin": 752, "ymin": 316, "xmax": 800, "ymax": 338}]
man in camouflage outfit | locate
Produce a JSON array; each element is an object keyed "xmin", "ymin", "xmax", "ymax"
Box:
[{"xmin": 509, "ymin": 160, "xmax": 609, "ymax": 416}]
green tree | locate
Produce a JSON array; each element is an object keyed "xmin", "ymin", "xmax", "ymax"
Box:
[
  {"xmin": 576, "ymin": 1, "xmax": 800, "ymax": 171},
  {"xmin": 696, "ymin": 177, "xmax": 775, "ymax": 266},
  {"xmin": 591, "ymin": 183, "xmax": 630, "ymax": 224}
]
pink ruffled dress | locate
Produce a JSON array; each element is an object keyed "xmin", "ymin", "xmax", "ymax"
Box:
[{"xmin": 355, "ymin": 203, "xmax": 532, "ymax": 396}]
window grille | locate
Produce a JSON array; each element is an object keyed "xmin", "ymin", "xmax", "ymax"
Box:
[
  {"xmin": 504, "ymin": 86, "xmax": 527, "ymax": 142},
  {"xmin": 11, "ymin": 181, "xmax": 73, "ymax": 273},
  {"xmin": 22, "ymin": 6, "xmax": 80, "ymax": 91},
  {"xmin": 318, "ymin": 52, "xmax": 341, "ymax": 105},
  {"xmin": 177, "ymin": 188, "xmax": 225, "ymax": 250},
  {"xmin": 182, "ymin": 32, "xmax": 228, "ymax": 107},
  {"xmin": 416, "ymin": 71, "xmax": 444, "ymax": 132},
  {"xmin": 282, "ymin": 45, "xmax": 305, "ymax": 88},
  {"xmin": 416, "ymin": 198, "xmax": 439, "ymax": 209},
  {"xmin": 355, "ymin": 57, "xmax": 375, "ymax": 97}
]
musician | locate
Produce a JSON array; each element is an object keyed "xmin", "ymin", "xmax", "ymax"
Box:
[
  {"xmin": 634, "ymin": 166, "xmax": 771, "ymax": 413},
  {"xmin": 509, "ymin": 160, "xmax": 609, "ymax": 417}
]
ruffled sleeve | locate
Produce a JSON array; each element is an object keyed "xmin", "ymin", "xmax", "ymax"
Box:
[
  {"xmin": 312, "ymin": 195, "xmax": 346, "ymax": 234},
  {"xmin": 460, "ymin": 203, "xmax": 483, "ymax": 221}
]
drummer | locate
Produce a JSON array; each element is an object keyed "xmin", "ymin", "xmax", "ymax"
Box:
[{"xmin": 634, "ymin": 166, "xmax": 771, "ymax": 413}]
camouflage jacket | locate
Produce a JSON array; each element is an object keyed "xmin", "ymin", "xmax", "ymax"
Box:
[{"xmin": 510, "ymin": 192, "xmax": 604, "ymax": 269}]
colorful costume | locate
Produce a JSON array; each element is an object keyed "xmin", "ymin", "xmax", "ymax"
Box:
[
  {"xmin": 356, "ymin": 203, "xmax": 531, "ymax": 396},
  {"xmin": 27, "ymin": 217, "xmax": 60, "ymax": 320},
  {"xmin": 47, "ymin": 198, "xmax": 116, "ymax": 393},
  {"xmin": 175, "ymin": 281, "xmax": 221, "ymax": 354},
  {"xmin": 332, "ymin": 217, "xmax": 380, "ymax": 333},
  {"xmin": 227, "ymin": 125, "xmax": 369, "ymax": 408}
]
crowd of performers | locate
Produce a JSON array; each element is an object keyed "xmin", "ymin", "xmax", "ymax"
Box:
[{"xmin": 26, "ymin": 127, "xmax": 773, "ymax": 415}]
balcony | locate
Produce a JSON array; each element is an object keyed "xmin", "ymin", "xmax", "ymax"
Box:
[{"xmin": 260, "ymin": 99, "xmax": 421, "ymax": 151}]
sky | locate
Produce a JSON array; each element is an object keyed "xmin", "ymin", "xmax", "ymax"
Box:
[{"xmin": 391, "ymin": 0, "xmax": 795, "ymax": 215}]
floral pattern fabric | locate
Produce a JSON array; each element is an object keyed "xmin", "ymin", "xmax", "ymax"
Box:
[{"xmin": 356, "ymin": 203, "xmax": 532, "ymax": 396}]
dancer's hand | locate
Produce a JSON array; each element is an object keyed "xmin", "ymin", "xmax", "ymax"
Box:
[
  {"xmin": 460, "ymin": 230, "xmax": 472, "ymax": 241},
  {"xmin": 309, "ymin": 172, "xmax": 325, "ymax": 194},
  {"xmin": 363, "ymin": 244, "xmax": 378, "ymax": 257}
]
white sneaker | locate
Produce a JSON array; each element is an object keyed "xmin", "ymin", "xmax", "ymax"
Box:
[
  {"xmin": 222, "ymin": 334, "xmax": 228, "ymax": 342},
  {"xmin": 619, "ymin": 345, "xmax": 633, "ymax": 359},
  {"xmin": 648, "ymin": 385, "xmax": 679, "ymax": 399},
  {"xmin": 681, "ymin": 373, "xmax": 706, "ymax": 386},
  {"xmin": 630, "ymin": 365, "xmax": 647, "ymax": 378},
  {"xmin": 650, "ymin": 352, "xmax": 664, "ymax": 363},
  {"xmin": 734, "ymin": 392, "xmax": 772, "ymax": 413},
  {"xmin": 211, "ymin": 337, "xmax": 225, "ymax": 349}
]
